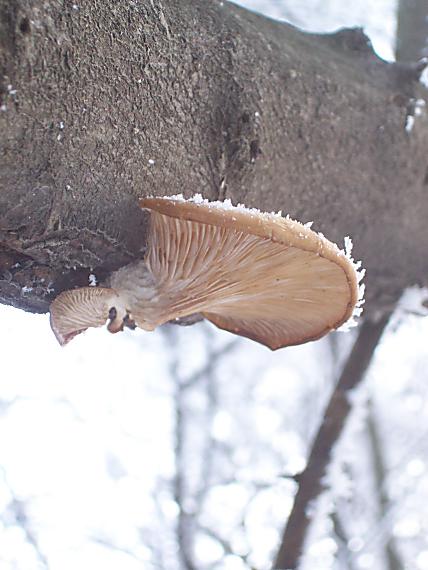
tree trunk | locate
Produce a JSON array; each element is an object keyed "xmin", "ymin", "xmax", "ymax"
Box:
[
  {"xmin": 1, "ymin": 0, "xmax": 428, "ymax": 314},
  {"xmin": 396, "ymin": 0, "xmax": 428, "ymax": 61}
]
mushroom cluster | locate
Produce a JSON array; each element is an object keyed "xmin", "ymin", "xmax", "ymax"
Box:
[{"xmin": 50, "ymin": 195, "xmax": 364, "ymax": 350}]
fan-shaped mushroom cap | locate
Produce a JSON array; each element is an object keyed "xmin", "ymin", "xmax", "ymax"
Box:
[
  {"xmin": 50, "ymin": 287, "xmax": 125, "ymax": 346},
  {"xmin": 50, "ymin": 195, "xmax": 364, "ymax": 349},
  {"xmin": 140, "ymin": 195, "xmax": 364, "ymax": 350}
]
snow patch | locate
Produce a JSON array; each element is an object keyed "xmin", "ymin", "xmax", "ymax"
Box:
[
  {"xmin": 421, "ymin": 68, "xmax": 428, "ymax": 88},
  {"xmin": 405, "ymin": 115, "xmax": 415, "ymax": 133},
  {"xmin": 88, "ymin": 274, "xmax": 98, "ymax": 287},
  {"xmin": 405, "ymin": 98, "xmax": 426, "ymax": 133},
  {"xmin": 396, "ymin": 286, "xmax": 428, "ymax": 316}
]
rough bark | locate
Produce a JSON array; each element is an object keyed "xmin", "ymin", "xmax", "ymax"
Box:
[{"xmin": 1, "ymin": 0, "xmax": 428, "ymax": 314}]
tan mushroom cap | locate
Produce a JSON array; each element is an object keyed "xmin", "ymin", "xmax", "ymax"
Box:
[
  {"xmin": 140, "ymin": 196, "xmax": 361, "ymax": 350},
  {"xmin": 50, "ymin": 286, "xmax": 118, "ymax": 346}
]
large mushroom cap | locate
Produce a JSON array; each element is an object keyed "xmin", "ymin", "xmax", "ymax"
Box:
[{"xmin": 140, "ymin": 195, "xmax": 363, "ymax": 350}]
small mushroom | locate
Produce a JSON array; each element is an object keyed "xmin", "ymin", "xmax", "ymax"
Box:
[{"xmin": 50, "ymin": 195, "xmax": 364, "ymax": 349}]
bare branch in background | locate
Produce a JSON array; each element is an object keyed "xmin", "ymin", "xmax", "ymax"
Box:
[
  {"xmin": 367, "ymin": 400, "xmax": 404, "ymax": 570},
  {"xmin": 181, "ymin": 336, "xmax": 240, "ymax": 391},
  {"xmin": 90, "ymin": 534, "xmax": 145, "ymax": 564},
  {"xmin": 165, "ymin": 326, "xmax": 198, "ymax": 570},
  {"xmin": 163, "ymin": 324, "xmax": 239, "ymax": 570},
  {"xmin": 0, "ymin": 470, "xmax": 49, "ymax": 570},
  {"xmin": 330, "ymin": 512, "xmax": 356, "ymax": 570},
  {"xmin": 273, "ymin": 315, "xmax": 391, "ymax": 570}
]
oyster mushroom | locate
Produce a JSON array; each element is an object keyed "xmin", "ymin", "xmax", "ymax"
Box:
[{"xmin": 50, "ymin": 195, "xmax": 364, "ymax": 349}]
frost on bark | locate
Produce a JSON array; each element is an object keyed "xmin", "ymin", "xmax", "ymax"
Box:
[{"xmin": 1, "ymin": 0, "xmax": 428, "ymax": 315}]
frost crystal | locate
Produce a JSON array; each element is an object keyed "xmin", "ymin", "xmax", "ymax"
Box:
[
  {"xmin": 338, "ymin": 235, "xmax": 365, "ymax": 331},
  {"xmin": 396, "ymin": 286, "xmax": 428, "ymax": 316},
  {"xmin": 167, "ymin": 193, "xmax": 285, "ymax": 218}
]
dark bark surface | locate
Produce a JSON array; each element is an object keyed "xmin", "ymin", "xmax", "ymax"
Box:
[{"xmin": 1, "ymin": 0, "xmax": 428, "ymax": 314}]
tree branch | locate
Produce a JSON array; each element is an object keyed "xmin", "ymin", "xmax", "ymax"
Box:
[{"xmin": 273, "ymin": 315, "xmax": 391, "ymax": 570}]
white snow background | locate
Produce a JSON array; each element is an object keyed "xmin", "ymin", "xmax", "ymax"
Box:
[{"xmin": 1, "ymin": 1, "xmax": 428, "ymax": 569}]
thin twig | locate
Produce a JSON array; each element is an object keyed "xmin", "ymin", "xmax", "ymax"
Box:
[
  {"xmin": 6, "ymin": 497, "xmax": 49, "ymax": 569},
  {"xmin": 330, "ymin": 512, "xmax": 356, "ymax": 570},
  {"xmin": 181, "ymin": 337, "xmax": 239, "ymax": 390},
  {"xmin": 366, "ymin": 400, "xmax": 404, "ymax": 570},
  {"xmin": 164, "ymin": 326, "xmax": 197, "ymax": 570}
]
